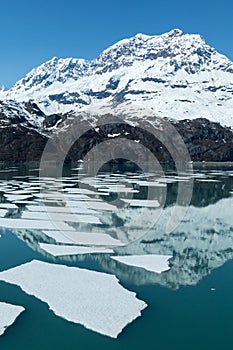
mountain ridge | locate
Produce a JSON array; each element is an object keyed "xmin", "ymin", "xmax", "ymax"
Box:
[{"xmin": 1, "ymin": 29, "xmax": 232, "ymax": 128}]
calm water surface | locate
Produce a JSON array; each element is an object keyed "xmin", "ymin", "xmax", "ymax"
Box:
[{"xmin": 0, "ymin": 164, "xmax": 233, "ymax": 350}]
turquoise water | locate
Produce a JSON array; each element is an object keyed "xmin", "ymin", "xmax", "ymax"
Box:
[{"xmin": 0, "ymin": 165, "xmax": 233, "ymax": 349}]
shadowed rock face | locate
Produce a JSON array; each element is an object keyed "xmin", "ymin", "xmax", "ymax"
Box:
[
  {"xmin": 174, "ymin": 118, "xmax": 233, "ymax": 162},
  {"xmin": 0, "ymin": 125, "xmax": 47, "ymax": 162},
  {"xmin": 61, "ymin": 116, "xmax": 233, "ymax": 163}
]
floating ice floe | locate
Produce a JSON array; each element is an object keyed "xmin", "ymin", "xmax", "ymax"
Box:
[
  {"xmin": 0, "ymin": 302, "xmax": 25, "ymax": 336},
  {"xmin": 122, "ymin": 199, "xmax": 160, "ymax": 207},
  {"xmin": 111, "ymin": 255, "xmax": 172, "ymax": 273},
  {"xmin": 34, "ymin": 193, "xmax": 89, "ymax": 200},
  {"xmin": 135, "ymin": 181, "xmax": 167, "ymax": 187},
  {"xmin": 0, "ymin": 260, "xmax": 147, "ymax": 338},
  {"xmin": 42, "ymin": 230, "xmax": 75, "ymax": 243},
  {"xmin": 97, "ymin": 187, "xmax": 138, "ymax": 193},
  {"xmin": 0, "ymin": 209, "xmax": 7, "ymax": 218},
  {"xmin": 21, "ymin": 211, "xmax": 102, "ymax": 225},
  {"xmin": 5, "ymin": 189, "xmax": 38, "ymax": 195},
  {"xmin": 25, "ymin": 205, "xmax": 96, "ymax": 215},
  {"xmin": 42, "ymin": 230, "xmax": 124, "ymax": 246},
  {"xmin": 195, "ymin": 179, "xmax": 221, "ymax": 182},
  {"xmin": 61, "ymin": 188, "xmax": 99, "ymax": 195},
  {"xmin": 93, "ymin": 191, "xmax": 110, "ymax": 196},
  {"xmin": 4, "ymin": 194, "xmax": 34, "ymax": 202},
  {"xmin": 0, "ymin": 203, "xmax": 18, "ymax": 209},
  {"xmin": 0, "ymin": 218, "xmax": 75, "ymax": 231},
  {"xmin": 86, "ymin": 201, "xmax": 118, "ymax": 211},
  {"xmin": 39, "ymin": 243, "xmax": 114, "ymax": 256}
]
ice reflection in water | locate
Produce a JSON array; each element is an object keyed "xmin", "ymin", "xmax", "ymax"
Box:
[{"xmin": 0, "ymin": 164, "xmax": 233, "ymax": 290}]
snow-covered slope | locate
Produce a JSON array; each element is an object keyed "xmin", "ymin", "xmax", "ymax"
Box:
[
  {"xmin": 4, "ymin": 29, "xmax": 233, "ymax": 127},
  {"xmin": 0, "ymin": 100, "xmax": 45, "ymax": 128}
]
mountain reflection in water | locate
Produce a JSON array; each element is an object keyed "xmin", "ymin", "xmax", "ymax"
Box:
[{"xmin": 0, "ymin": 164, "xmax": 233, "ymax": 290}]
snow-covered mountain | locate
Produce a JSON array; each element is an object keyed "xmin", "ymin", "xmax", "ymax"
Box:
[
  {"xmin": 0, "ymin": 100, "xmax": 45, "ymax": 128},
  {"xmin": 3, "ymin": 29, "xmax": 233, "ymax": 127}
]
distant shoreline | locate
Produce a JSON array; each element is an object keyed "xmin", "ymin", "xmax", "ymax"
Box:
[
  {"xmin": 1, "ymin": 160, "xmax": 233, "ymax": 170},
  {"xmin": 193, "ymin": 162, "xmax": 233, "ymax": 167}
]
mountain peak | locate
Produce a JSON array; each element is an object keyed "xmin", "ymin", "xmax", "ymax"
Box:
[
  {"xmin": 4, "ymin": 29, "xmax": 233, "ymax": 128},
  {"xmin": 95, "ymin": 28, "xmax": 215, "ymax": 73},
  {"xmin": 164, "ymin": 28, "xmax": 183, "ymax": 37},
  {"xmin": 134, "ymin": 33, "xmax": 153, "ymax": 39}
]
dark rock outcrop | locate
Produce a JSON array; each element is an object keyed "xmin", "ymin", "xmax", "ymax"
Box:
[
  {"xmin": 0, "ymin": 125, "xmax": 47, "ymax": 162},
  {"xmin": 65, "ymin": 117, "xmax": 233, "ymax": 163},
  {"xmin": 0, "ymin": 99, "xmax": 232, "ymax": 163},
  {"xmin": 175, "ymin": 118, "xmax": 233, "ymax": 161}
]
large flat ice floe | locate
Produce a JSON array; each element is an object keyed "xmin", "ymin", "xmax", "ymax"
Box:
[
  {"xmin": 0, "ymin": 260, "xmax": 147, "ymax": 338},
  {"xmin": 111, "ymin": 255, "xmax": 172, "ymax": 273},
  {"xmin": 0, "ymin": 302, "xmax": 25, "ymax": 336}
]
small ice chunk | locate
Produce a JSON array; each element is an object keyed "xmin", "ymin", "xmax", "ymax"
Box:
[
  {"xmin": 26, "ymin": 205, "xmax": 96, "ymax": 215},
  {"xmin": 62, "ymin": 188, "xmax": 98, "ymax": 195},
  {"xmin": 122, "ymin": 199, "xmax": 160, "ymax": 207},
  {"xmin": 0, "ymin": 302, "xmax": 25, "ymax": 336},
  {"xmin": 0, "ymin": 209, "xmax": 7, "ymax": 218},
  {"xmin": 85, "ymin": 201, "xmax": 118, "ymax": 211},
  {"xmin": 42, "ymin": 230, "xmax": 75, "ymax": 244},
  {"xmin": 39, "ymin": 243, "xmax": 114, "ymax": 256},
  {"xmin": 42, "ymin": 230, "xmax": 125, "ymax": 246},
  {"xmin": 21, "ymin": 211, "xmax": 102, "ymax": 225},
  {"xmin": 111, "ymin": 254, "xmax": 172, "ymax": 273},
  {"xmin": 135, "ymin": 181, "xmax": 166, "ymax": 187},
  {"xmin": 4, "ymin": 194, "xmax": 33, "ymax": 202},
  {"xmin": 0, "ymin": 260, "xmax": 147, "ymax": 338},
  {"xmin": 5, "ymin": 189, "xmax": 38, "ymax": 195},
  {"xmin": 196, "ymin": 179, "xmax": 221, "ymax": 183},
  {"xmin": 0, "ymin": 218, "xmax": 75, "ymax": 231},
  {"xmin": 98, "ymin": 187, "xmax": 138, "ymax": 193},
  {"xmin": 34, "ymin": 193, "xmax": 91, "ymax": 201},
  {"xmin": 0, "ymin": 203, "xmax": 18, "ymax": 209}
]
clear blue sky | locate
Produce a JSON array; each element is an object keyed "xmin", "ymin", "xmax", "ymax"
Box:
[{"xmin": 0, "ymin": 0, "xmax": 232, "ymax": 88}]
